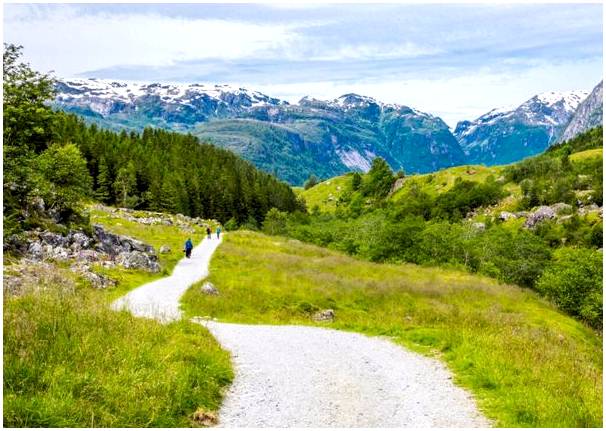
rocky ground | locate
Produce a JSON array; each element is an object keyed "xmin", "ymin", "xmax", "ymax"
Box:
[{"xmin": 3, "ymin": 205, "xmax": 213, "ymax": 295}]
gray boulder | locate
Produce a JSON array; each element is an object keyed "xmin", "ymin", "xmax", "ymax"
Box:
[
  {"xmin": 40, "ymin": 231, "xmax": 68, "ymax": 247},
  {"xmin": 499, "ymin": 211, "xmax": 517, "ymax": 221},
  {"xmin": 313, "ymin": 309, "xmax": 335, "ymax": 322},
  {"xmin": 550, "ymin": 203, "xmax": 573, "ymax": 215},
  {"xmin": 524, "ymin": 206, "xmax": 556, "ymax": 228},
  {"xmin": 471, "ymin": 222, "xmax": 486, "ymax": 231},
  {"xmin": 201, "ymin": 282, "xmax": 219, "ymax": 295},
  {"xmin": 159, "ymin": 245, "xmax": 171, "ymax": 254},
  {"xmin": 27, "ymin": 241, "xmax": 44, "ymax": 260},
  {"xmin": 116, "ymin": 251, "xmax": 160, "ymax": 272}
]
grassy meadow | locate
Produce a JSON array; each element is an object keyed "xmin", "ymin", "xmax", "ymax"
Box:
[
  {"xmin": 182, "ymin": 231, "xmax": 603, "ymax": 428},
  {"xmin": 3, "ymin": 207, "xmax": 231, "ymax": 427}
]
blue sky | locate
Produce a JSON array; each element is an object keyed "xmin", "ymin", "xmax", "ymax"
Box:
[{"xmin": 4, "ymin": 2, "xmax": 603, "ymax": 127}]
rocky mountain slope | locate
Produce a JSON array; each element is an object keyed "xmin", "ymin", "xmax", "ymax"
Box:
[
  {"xmin": 54, "ymin": 79, "xmax": 466, "ymax": 184},
  {"xmin": 454, "ymin": 90, "xmax": 588, "ymax": 165},
  {"xmin": 558, "ymin": 81, "xmax": 603, "ymax": 143}
]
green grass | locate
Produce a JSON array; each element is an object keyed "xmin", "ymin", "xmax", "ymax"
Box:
[
  {"xmin": 299, "ymin": 174, "xmax": 352, "ymax": 213},
  {"xmin": 570, "ymin": 147, "xmax": 603, "ymax": 162},
  {"xmin": 3, "ymin": 268, "xmax": 232, "ymax": 427},
  {"xmin": 4, "ymin": 207, "xmax": 232, "ymax": 427},
  {"xmin": 182, "ymin": 231, "xmax": 603, "ymax": 427}
]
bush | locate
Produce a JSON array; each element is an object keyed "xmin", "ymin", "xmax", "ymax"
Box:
[
  {"xmin": 262, "ymin": 208, "xmax": 288, "ymax": 235},
  {"xmin": 224, "ymin": 217, "xmax": 238, "ymax": 231},
  {"xmin": 536, "ymin": 248, "xmax": 603, "ymax": 328},
  {"xmin": 303, "ymin": 174, "xmax": 319, "ymax": 190}
]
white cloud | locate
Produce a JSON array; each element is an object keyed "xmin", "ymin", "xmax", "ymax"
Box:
[
  {"xmin": 4, "ymin": 5, "xmax": 303, "ymax": 75},
  {"xmin": 250, "ymin": 59, "xmax": 602, "ymax": 127}
]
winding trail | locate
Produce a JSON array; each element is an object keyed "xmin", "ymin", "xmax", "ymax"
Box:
[
  {"xmin": 112, "ymin": 237, "xmax": 222, "ymax": 322},
  {"xmin": 113, "ymin": 235, "xmax": 490, "ymax": 427}
]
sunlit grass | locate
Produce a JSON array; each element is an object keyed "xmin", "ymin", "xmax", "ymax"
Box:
[
  {"xmin": 4, "ymin": 207, "xmax": 231, "ymax": 427},
  {"xmin": 182, "ymin": 231, "xmax": 602, "ymax": 427}
]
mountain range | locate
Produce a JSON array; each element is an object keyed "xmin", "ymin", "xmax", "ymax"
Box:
[{"xmin": 54, "ymin": 78, "xmax": 603, "ymax": 185}]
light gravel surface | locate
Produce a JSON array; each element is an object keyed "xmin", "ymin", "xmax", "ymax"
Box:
[
  {"xmin": 200, "ymin": 321, "xmax": 490, "ymax": 428},
  {"xmin": 113, "ymin": 235, "xmax": 490, "ymax": 427},
  {"xmin": 112, "ymin": 237, "xmax": 221, "ymax": 322}
]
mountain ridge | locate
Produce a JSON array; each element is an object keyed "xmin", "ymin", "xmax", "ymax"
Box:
[{"xmin": 54, "ymin": 78, "xmax": 601, "ymax": 184}]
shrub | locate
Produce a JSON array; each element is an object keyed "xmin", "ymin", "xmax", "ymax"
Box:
[
  {"xmin": 536, "ymin": 247, "xmax": 603, "ymax": 328},
  {"xmin": 262, "ymin": 208, "xmax": 288, "ymax": 235}
]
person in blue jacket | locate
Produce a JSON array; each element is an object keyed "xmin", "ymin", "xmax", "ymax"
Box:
[
  {"xmin": 184, "ymin": 238, "xmax": 193, "ymax": 258},
  {"xmin": 216, "ymin": 226, "xmax": 222, "ymax": 239}
]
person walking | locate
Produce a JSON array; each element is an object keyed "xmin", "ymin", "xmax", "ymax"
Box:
[
  {"xmin": 206, "ymin": 226, "xmax": 212, "ymax": 239},
  {"xmin": 184, "ymin": 238, "xmax": 193, "ymax": 258},
  {"xmin": 216, "ymin": 225, "xmax": 222, "ymax": 239}
]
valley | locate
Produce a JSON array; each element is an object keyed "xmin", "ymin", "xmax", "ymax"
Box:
[{"xmin": 3, "ymin": 42, "xmax": 603, "ymax": 429}]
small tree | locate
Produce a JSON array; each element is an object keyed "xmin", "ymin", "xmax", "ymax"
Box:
[
  {"xmin": 95, "ymin": 157, "xmax": 112, "ymax": 203},
  {"xmin": 304, "ymin": 174, "xmax": 319, "ymax": 190},
  {"xmin": 113, "ymin": 161, "xmax": 137, "ymax": 208},
  {"xmin": 262, "ymin": 207, "xmax": 288, "ymax": 235},
  {"xmin": 362, "ymin": 157, "xmax": 394, "ymax": 198},
  {"xmin": 36, "ymin": 143, "xmax": 92, "ymax": 218},
  {"xmin": 351, "ymin": 172, "xmax": 362, "ymax": 191}
]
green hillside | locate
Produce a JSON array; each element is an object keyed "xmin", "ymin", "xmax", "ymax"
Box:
[
  {"xmin": 292, "ymin": 127, "xmax": 603, "ymax": 330},
  {"xmin": 182, "ymin": 231, "xmax": 602, "ymax": 427}
]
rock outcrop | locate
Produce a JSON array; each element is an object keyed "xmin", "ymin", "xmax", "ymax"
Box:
[{"xmin": 5, "ymin": 224, "xmax": 160, "ymax": 273}]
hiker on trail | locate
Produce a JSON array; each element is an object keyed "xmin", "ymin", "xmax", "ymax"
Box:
[
  {"xmin": 216, "ymin": 226, "xmax": 222, "ymax": 239},
  {"xmin": 206, "ymin": 226, "xmax": 212, "ymax": 239},
  {"xmin": 184, "ymin": 238, "xmax": 193, "ymax": 258}
]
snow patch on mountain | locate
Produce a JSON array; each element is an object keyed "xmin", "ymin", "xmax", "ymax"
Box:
[
  {"xmin": 337, "ymin": 149, "xmax": 373, "ymax": 172},
  {"xmin": 55, "ymin": 78, "xmax": 287, "ymax": 117}
]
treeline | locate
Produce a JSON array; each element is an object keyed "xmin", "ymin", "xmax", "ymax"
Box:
[
  {"xmin": 54, "ymin": 114, "xmax": 304, "ymax": 222},
  {"xmin": 3, "ymin": 44, "xmax": 302, "ymax": 235}
]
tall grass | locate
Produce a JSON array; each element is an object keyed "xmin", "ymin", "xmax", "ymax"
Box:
[
  {"xmin": 4, "ymin": 208, "xmax": 231, "ymax": 427},
  {"xmin": 182, "ymin": 231, "xmax": 603, "ymax": 427},
  {"xmin": 4, "ymin": 281, "xmax": 232, "ymax": 427}
]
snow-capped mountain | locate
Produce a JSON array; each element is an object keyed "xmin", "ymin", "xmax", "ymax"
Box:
[
  {"xmin": 55, "ymin": 78, "xmax": 287, "ymax": 130},
  {"xmin": 54, "ymin": 79, "xmax": 466, "ymax": 184},
  {"xmin": 558, "ymin": 81, "xmax": 603, "ymax": 143},
  {"xmin": 454, "ymin": 90, "xmax": 588, "ymax": 165}
]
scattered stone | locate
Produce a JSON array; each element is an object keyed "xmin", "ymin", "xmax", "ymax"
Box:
[
  {"xmin": 116, "ymin": 251, "xmax": 160, "ymax": 272},
  {"xmin": 524, "ymin": 206, "xmax": 556, "ymax": 228},
  {"xmin": 471, "ymin": 222, "xmax": 486, "ymax": 231},
  {"xmin": 159, "ymin": 245, "xmax": 171, "ymax": 254},
  {"xmin": 40, "ymin": 231, "xmax": 68, "ymax": 247},
  {"xmin": 192, "ymin": 409, "xmax": 218, "ymax": 427},
  {"xmin": 550, "ymin": 202, "xmax": 573, "ymax": 215},
  {"xmin": 498, "ymin": 211, "xmax": 517, "ymax": 221},
  {"xmin": 201, "ymin": 282, "xmax": 219, "ymax": 295},
  {"xmin": 313, "ymin": 309, "xmax": 335, "ymax": 322},
  {"xmin": 27, "ymin": 241, "xmax": 44, "ymax": 260}
]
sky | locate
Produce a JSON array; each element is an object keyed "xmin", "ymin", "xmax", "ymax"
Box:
[{"xmin": 3, "ymin": 2, "xmax": 603, "ymax": 127}]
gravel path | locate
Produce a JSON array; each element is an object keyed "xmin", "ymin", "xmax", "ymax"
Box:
[
  {"xmin": 199, "ymin": 321, "xmax": 490, "ymax": 428},
  {"xmin": 113, "ymin": 235, "xmax": 490, "ymax": 427},
  {"xmin": 112, "ymin": 237, "xmax": 221, "ymax": 322}
]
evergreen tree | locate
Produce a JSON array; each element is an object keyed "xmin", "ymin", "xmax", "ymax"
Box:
[
  {"xmin": 362, "ymin": 157, "xmax": 394, "ymax": 198},
  {"xmin": 95, "ymin": 157, "xmax": 112, "ymax": 203},
  {"xmin": 113, "ymin": 161, "xmax": 137, "ymax": 208},
  {"xmin": 304, "ymin": 174, "xmax": 319, "ymax": 190},
  {"xmin": 351, "ymin": 172, "xmax": 362, "ymax": 191}
]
